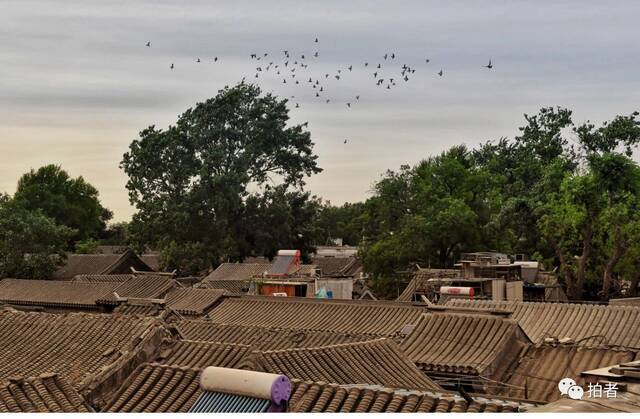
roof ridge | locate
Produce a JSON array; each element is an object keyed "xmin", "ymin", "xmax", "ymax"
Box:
[
  {"xmin": 254, "ymin": 337, "xmax": 390, "ymax": 354},
  {"xmin": 177, "ymin": 339, "xmax": 253, "ymax": 349}
]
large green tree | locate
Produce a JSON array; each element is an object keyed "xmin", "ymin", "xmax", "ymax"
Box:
[
  {"xmin": 358, "ymin": 108, "xmax": 640, "ymax": 300},
  {"xmin": 537, "ymin": 112, "xmax": 640, "ymax": 300},
  {"xmin": 0, "ymin": 194, "xmax": 74, "ymax": 279},
  {"xmin": 359, "ymin": 146, "xmax": 503, "ymax": 296},
  {"xmin": 121, "ymin": 83, "xmax": 322, "ymax": 272},
  {"xmin": 13, "ymin": 164, "xmax": 112, "ymax": 243}
]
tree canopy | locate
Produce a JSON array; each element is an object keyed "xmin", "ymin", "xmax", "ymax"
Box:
[
  {"xmin": 116, "ymin": 91, "xmax": 640, "ymax": 299},
  {"xmin": 13, "ymin": 164, "xmax": 112, "ymax": 243},
  {"xmin": 0, "ymin": 194, "xmax": 74, "ymax": 279},
  {"xmin": 356, "ymin": 108, "xmax": 640, "ymax": 299},
  {"xmin": 121, "ymin": 83, "xmax": 322, "ymax": 274}
]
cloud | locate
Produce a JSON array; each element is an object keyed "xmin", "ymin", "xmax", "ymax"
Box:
[{"xmin": 2, "ymin": 0, "xmax": 640, "ymax": 221}]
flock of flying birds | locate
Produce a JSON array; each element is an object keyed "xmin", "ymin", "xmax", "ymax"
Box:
[{"xmin": 145, "ymin": 38, "xmax": 493, "ymax": 144}]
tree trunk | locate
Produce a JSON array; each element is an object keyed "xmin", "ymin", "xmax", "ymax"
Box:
[
  {"xmin": 629, "ymin": 274, "xmax": 640, "ymax": 297},
  {"xmin": 438, "ymin": 244, "xmax": 448, "ymax": 267},
  {"xmin": 573, "ymin": 225, "xmax": 593, "ymax": 301},
  {"xmin": 602, "ymin": 225, "xmax": 627, "ymax": 300},
  {"xmin": 549, "ymin": 237, "xmax": 576, "ymax": 299}
]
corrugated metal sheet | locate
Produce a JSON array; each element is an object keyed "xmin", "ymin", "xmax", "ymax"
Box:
[
  {"xmin": 206, "ymin": 296, "xmax": 424, "ymax": 336},
  {"xmin": 189, "ymin": 392, "xmax": 270, "ymax": 413},
  {"xmin": 400, "ymin": 313, "xmax": 530, "ymax": 376},
  {"xmin": 445, "ymin": 300, "xmax": 640, "ymax": 348}
]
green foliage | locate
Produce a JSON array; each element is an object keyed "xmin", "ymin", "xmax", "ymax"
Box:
[
  {"xmin": 358, "ymin": 107, "xmax": 640, "ymax": 300},
  {"xmin": 116, "ymin": 89, "xmax": 640, "ymax": 300},
  {"xmin": 356, "ymin": 146, "xmax": 504, "ymax": 297},
  {"xmin": 101, "ymin": 222, "xmax": 130, "ymax": 245},
  {"xmin": 242, "ymin": 186, "xmax": 321, "ymax": 262},
  {"xmin": 74, "ymin": 238, "xmax": 100, "ymax": 254},
  {"xmin": 13, "ymin": 164, "xmax": 112, "ymax": 243},
  {"xmin": 0, "ymin": 195, "xmax": 75, "ymax": 279},
  {"xmin": 159, "ymin": 240, "xmax": 213, "ymax": 277},
  {"xmin": 121, "ymin": 83, "xmax": 322, "ymax": 272},
  {"xmin": 314, "ymin": 202, "xmax": 365, "ymax": 246}
]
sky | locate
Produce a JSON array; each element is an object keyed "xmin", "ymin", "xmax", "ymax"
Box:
[{"xmin": 1, "ymin": 0, "xmax": 639, "ymax": 222}]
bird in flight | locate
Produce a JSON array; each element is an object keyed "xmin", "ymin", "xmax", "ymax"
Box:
[
  {"xmin": 145, "ymin": 41, "xmax": 151, "ymax": 47},
  {"xmin": 425, "ymin": 58, "xmax": 430, "ymax": 63},
  {"xmin": 484, "ymin": 59, "xmax": 493, "ymax": 69},
  {"xmin": 438, "ymin": 69, "xmax": 443, "ymax": 76}
]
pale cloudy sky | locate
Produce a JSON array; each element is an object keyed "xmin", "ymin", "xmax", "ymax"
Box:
[{"xmin": 1, "ymin": 1, "xmax": 639, "ymax": 221}]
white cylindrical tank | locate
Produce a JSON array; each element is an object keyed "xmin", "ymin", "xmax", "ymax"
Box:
[
  {"xmin": 200, "ymin": 367, "xmax": 291, "ymax": 405},
  {"xmin": 440, "ymin": 286, "xmax": 475, "ymax": 298}
]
